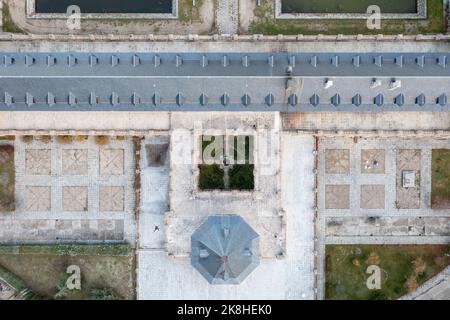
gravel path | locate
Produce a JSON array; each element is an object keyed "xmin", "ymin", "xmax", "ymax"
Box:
[{"xmin": 216, "ymin": 0, "xmax": 239, "ymax": 35}]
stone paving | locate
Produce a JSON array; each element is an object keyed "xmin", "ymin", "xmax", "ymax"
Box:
[
  {"xmin": 138, "ymin": 132, "xmax": 315, "ymax": 300},
  {"xmin": 216, "ymin": 0, "xmax": 239, "ymax": 35},
  {"xmin": 316, "ymin": 136, "xmax": 450, "ymax": 299},
  {"xmin": 0, "ymin": 136, "xmax": 136, "ymax": 243},
  {"xmin": 166, "ymin": 113, "xmax": 283, "ymax": 259},
  {"xmin": 396, "ymin": 149, "xmax": 421, "ymax": 209}
]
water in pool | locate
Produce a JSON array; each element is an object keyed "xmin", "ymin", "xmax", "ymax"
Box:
[
  {"xmin": 281, "ymin": 0, "xmax": 418, "ymax": 14},
  {"xmin": 35, "ymin": 0, "xmax": 173, "ymax": 14}
]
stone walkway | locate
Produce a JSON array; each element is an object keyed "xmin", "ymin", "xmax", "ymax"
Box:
[
  {"xmin": 0, "ymin": 137, "xmax": 136, "ymax": 243},
  {"xmin": 216, "ymin": 0, "xmax": 239, "ymax": 34}
]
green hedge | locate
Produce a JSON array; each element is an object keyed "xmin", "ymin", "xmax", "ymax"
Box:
[{"xmin": 0, "ymin": 244, "xmax": 132, "ymax": 257}]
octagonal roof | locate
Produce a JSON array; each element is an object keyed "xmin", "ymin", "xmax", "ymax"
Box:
[{"xmin": 191, "ymin": 215, "xmax": 259, "ymax": 285}]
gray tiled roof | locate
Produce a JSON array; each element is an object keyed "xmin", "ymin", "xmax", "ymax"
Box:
[
  {"xmin": 1, "ymin": 52, "xmax": 450, "ymax": 111},
  {"xmin": 191, "ymin": 215, "xmax": 259, "ymax": 285}
]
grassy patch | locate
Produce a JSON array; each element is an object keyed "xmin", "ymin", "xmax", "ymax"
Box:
[
  {"xmin": 2, "ymin": 2, "xmax": 24, "ymax": 33},
  {"xmin": 0, "ymin": 144, "xmax": 15, "ymax": 211},
  {"xmin": 250, "ymin": 0, "xmax": 444, "ymax": 35},
  {"xmin": 199, "ymin": 164, "xmax": 225, "ymax": 190},
  {"xmin": 0, "ymin": 244, "xmax": 132, "ymax": 256},
  {"xmin": 431, "ymin": 149, "xmax": 450, "ymax": 209},
  {"xmin": 0, "ymin": 244, "xmax": 134, "ymax": 300},
  {"xmin": 199, "ymin": 135, "xmax": 254, "ymax": 191},
  {"xmin": 325, "ymin": 244, "xmax": 450, "ymax": 300},
  {"xmin": 229, "ymin": 164, "xmax": 254, "ymax": 190}
]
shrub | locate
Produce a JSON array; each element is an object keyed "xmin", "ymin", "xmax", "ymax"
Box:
[
  {"xmin": 94, "ymin": 135, "xmax": 110, "ymax": 145},
  {"xmin": 56, "ymin": 135, "xmax": 73, "ymax": 144},
  {"xmin": 36, "ymin": 135, "xmax": 52, "ymax": 143},
  {"xmin": 74, "ymin": 135, "xmax": 88, "ymax": 143},
  {"xmin": 20, "ymin": 135, "xmax": 33, "ymax": 143},
  {"xmin": 89, "ymin": 288, "xmax": 119, "ymax": 300}
]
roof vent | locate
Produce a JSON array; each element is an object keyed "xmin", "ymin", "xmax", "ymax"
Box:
[
  {"xmin": 223, "ymin": 227, "xmax": 229, "ymax": 238},
  {"xmin": 68, "ymin": 92, "xmax": 77, "ymax": 106},
  {"xmin": 132, "ymin": 92, "xmax": 140, "ymax": 105},
  {"xmin": 200, "ymin": 55, "xmax": 208, "ymax": 67},
  {"xmin": 353, "ymin": 55, "xmax": 361, "ymax": 67},
  {"xmin": 242, "ymin": 248, "xmax": 252, "ymax": 257},
  {"xmin": 242, "ymin": 55, "xmax": 249, "ymax": 67},
  {"xmin": 289, "ymin": 55, "xmax": 296, "ymax": 67},
  {"xmin": 26, "ymin": 93, "xmax": 34, "ymax": 106},
  {"xmin": 47, "ymin": 92, "xmax": 55, "ymax": 106},
  {"xmin": 89, "ymin": 92, "xmax": 97, "ymax": 105},
  {"xmin": 47, "ymin": 55, "xmax": 56, "ymax": 66},
  {"xmin": 111, "ymin": 55, "xmax": 119, "ymax": 67},
  {"xmin": 132, "ymin": 55, "xmax": 140, "ymax": 67},
  {"xmin": 111, "ymin": 92, "xmax": 119, "ymax": 105},
  {"xmin": 268, "ymin": 55, "xmax": 274, "ymax": 67},
  {"xmin": 324, "ymin": 79, "xmax": 334, "ymax": 89},
  {"xmin": 289, "ymin": 94, "xmax": 298, "ymax": 106},
  {"xmin": 438, "ymin": 56, "xmax": 447, "ymax": 68},
  {"xmin": 331, "ymin": 56, "xmax": 339, "ymax": 67},
  {"xmin": 25, "ymin": 55, "xmax": 35, "ymax": 67},
  {"xmin": 437, "ymin": 94, "xmax": 447, "ymax": 106},
  {"xmin": 153, "ymin": 55, "xmax": 161, "ymax": 67},
  {"xmin": 221, "ymin": 93, "xmax": 230, "ymax": 106},
  {"xmin": 331, "ymin": 94, "xmax": 341, "ymax": 107},
  {"xmin": 416, "ymin": 94, "xmax": 426, "ymax": 106},
  {"xmin": 395, "ymin": 94, "xmax": 405, "ymax": 106},
  {"xmin": 67, "ymin": 55, "xmax": 77, "ymax": 67},
  {"xmin": 266, "ymin": 93, "xmax": 274, "ymax": 106},
  {"xmin": 416, "ymin": 56, "xmax": 425, "ymax": 68},
  {"xmin": 371, "ymin": 78, "xmax": 382, "ymax": 88},
  {"xmin": 310, "ymin": 55, "xmax": 318, "ymax": 67},
  {"xmin": 175, "ymin": 55, "xmax": 182, "ymax": 67},
  {"xmin": 374, "ymin": 94, "xmax": 384, "ymax": 106},
  {"xmin": 395, "ymin": 56, "xmax": 403, "ymax": 67},
  {"xmin": 310, "ymin": 94, "xmax": 319, "ymax": 106},
  {"xmin": 4, "ymin": 93, "xmax": 13, "ymax": 106},
  {"xmin": 222, "ymin": 55, "xmax": 229, "ymax": 67},
  {"xmin": 389, "ymin": 79, "xmax": 401, "ymax": 90},
  {"xmin": 153, "ymin": 92, "xmax": 161, "ymax": 106},
  {"xmin": 374, "ymin": 55, "xmax": 382, "ymax": 67},
  {"xmin": 4, "ymin": 55, "xmax": 14, "ymax": 66},
  {"xmin": 176, "ymin": 92, "xmax": 185, "ymax": 106},
  {"xmin": 199, "ymin": 249, "xmax": 209, "ymax": 258},
  {"xmin": 89, "ymin": 55, "xmax": 98, "ymax": 66},
  {"xmin": 352, "ymin": 94, "xmax": 362, "ymax": 106},
  {"xmin": 200, "ymin": 93, "xmax": 208, "ymax": 106},
  {"xmin": 242, "ymin": 94, "xmax": 251, "ymax": 106}
]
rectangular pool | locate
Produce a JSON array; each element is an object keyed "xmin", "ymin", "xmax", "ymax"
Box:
[
  {"xmin": 35, "ymin": 0, "xmax": 173, "ymax": 14},
  {"xmin": 281, "ymin": 0, "xmax": 418, "ymax": 14}
]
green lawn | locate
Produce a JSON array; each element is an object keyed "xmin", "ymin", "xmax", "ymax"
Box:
[
  {"xmin": 0, "ymin": 244, "xmax": 135, "ymax": 300},
  {"xmin": 2, "ymin": 3, "xmax": 24, "ymax": 33},
  {"xmin": 0, "ymin": 144, "xmax": 15, "ymax": 211},
  {"xmin": 431, "ymin": 149, "xmax": 450, "ymax": 209},
  {"xmin": 250, "ymin": 0, "xmax": 444, "ymax": 35},
  {"xmin": 326, "ymin": 245, "xmax": 450, "ymax": 300},
  {"xmin": 199, "ymin": 136, "xmax": 254, "ymax": 191}
]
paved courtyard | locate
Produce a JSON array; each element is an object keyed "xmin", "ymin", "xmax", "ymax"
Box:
[
  {"xmin": 137, "ymin": 115, "xmax": 315, "ymax": 299},
  {"xmin": 0, "ymin": 136, "xmax": 136, "ymax": 243},
  {"xmin": 316, "ymin": 136, "xmax": 450, "ymax": 299}
]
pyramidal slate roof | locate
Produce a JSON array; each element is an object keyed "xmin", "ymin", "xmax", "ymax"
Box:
[
  {"xmin": 191, "ymin": 215, "xmax": 259, "ymax": 285},
  {"xmin": 1, "ymin": 52, "xmax": 450, "ymax": 111}
]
